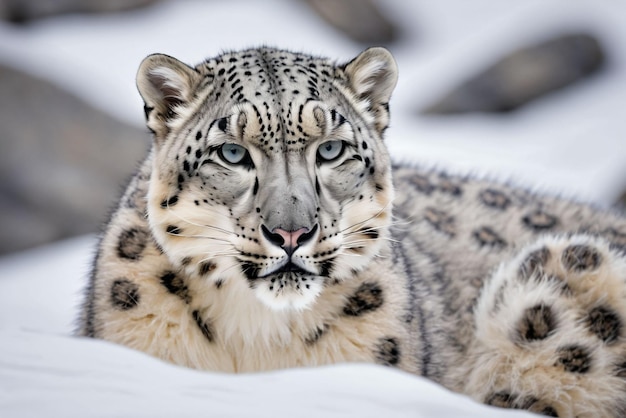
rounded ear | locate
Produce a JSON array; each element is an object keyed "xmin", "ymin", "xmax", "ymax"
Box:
[
  {"xmin": 136, "ymin": 53, "xmax": 201, "ymax": 138},
  {"xmin": 343, "ymin": 47, "xmax": 398, "ymax": 108}
]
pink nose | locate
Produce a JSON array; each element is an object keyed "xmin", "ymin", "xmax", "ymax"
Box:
[
  {"xmin": 273, "ymin": 227, "xmax": 308, "ymax": 250},
  {"xmin": 261, "ymin": 225, "xmax": 318, "ymax": 257}
]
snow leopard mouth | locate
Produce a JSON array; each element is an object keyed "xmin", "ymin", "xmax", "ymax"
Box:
[
  {"xmin": 237, "ymin": 256, "xmax": 322, "ymax": 310},
  {"xmin": 270, "ymin": 261, "xmax": 312, "ymax": 277},
  {"xmin": 240, "ymin": 259, "xmax": 317, "ymax": 282}
]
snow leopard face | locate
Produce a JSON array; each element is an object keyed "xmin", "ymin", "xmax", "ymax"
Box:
[{"xmin": 137, "ymin": 47, "xmax": 397, "ymax": 310}]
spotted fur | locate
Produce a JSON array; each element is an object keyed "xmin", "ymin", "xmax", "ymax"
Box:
[{"xmin": 78, "ymin": 47, "xmax": 626, "ymax": 417}]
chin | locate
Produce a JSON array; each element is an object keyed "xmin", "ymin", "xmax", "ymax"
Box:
[{"xmin": 253, "ymin": 273, "xmax": 324, "ymax": 312}]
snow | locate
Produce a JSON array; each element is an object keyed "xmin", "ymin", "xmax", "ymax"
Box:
[
  {"xmin": 1, "ymin": 328, "xmax": 533, "ymax": 418},
  {"xmin": 0, "ymin": 0, "xmax": 624, "ymax": 416}
]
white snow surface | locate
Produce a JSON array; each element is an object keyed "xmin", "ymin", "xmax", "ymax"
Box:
[{"xmin": 0, "ymin": 0, "xmax": 625, "ymax": 416}]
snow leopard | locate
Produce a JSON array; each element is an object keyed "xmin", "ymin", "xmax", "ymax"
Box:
[{"xmin": 77, "ymin": 46, "xmax": 626, "ymax": 417}]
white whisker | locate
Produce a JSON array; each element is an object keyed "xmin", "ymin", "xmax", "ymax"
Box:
[
  {"xmin": 343, "ymin": 220, "xmax": 407, "ymax": 237},
  {"xmin": 339, "ymin": 201, "xmax": 392, "ymax": 234},
  {"xmin": 165, "ymin": 232, "xmax": 233, "ymax": 243},
  {"xmin": 336, "ymin": 251, "xmax": 363, "ymax": 258},
  {"xmin": 198, "ymin": 252, "xmax": 239, "ymax": 263},
  {"xmin": 162, "ymin": 203, "xmax": 236, "ymax": 236},
  {"xmin": 345, "ymin": 236, "xmax": 400, "ymax": 245},
  {"xmin": 221, "ymin": 262, "xmax": 244, "ymax": 275}
]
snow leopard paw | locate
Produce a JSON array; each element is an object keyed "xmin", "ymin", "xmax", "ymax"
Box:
[{"xmin": 465, "ymin": 234, "xmax": 626, "ymax": 417}]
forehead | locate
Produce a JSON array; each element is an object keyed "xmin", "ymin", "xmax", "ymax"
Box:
[
  {"xmin": 198, "ymin": 48, "xmax": 343, "ymax": 152},
  {"xmin": 205, "ymin": 48, "xmax": 336, "ymax": 97}
]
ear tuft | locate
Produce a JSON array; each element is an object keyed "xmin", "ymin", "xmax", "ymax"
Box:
[
  {"xmin": 343, "ymin": 47, "xmax": 398, "ymax": 134},
  {"xmin": 136, "ymin": 54, "xmax": 200, "ymax": 138}
]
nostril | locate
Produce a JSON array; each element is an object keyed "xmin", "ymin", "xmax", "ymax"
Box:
[
  {"xmin": 261, "ymin": 225, "xmax": 285, "ymax": 247},
  {"xmin": 297, "ymin": 224, "xmax": 318, "ymax": 246},
  {"xmin": 261, "ymin": 224, "xmax": 319, "ymax": 257}
]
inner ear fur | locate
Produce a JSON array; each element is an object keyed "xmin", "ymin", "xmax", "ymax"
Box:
[
  {"xmin": 136, "ymin": 53, "xmax": 201, "ymax": 138},
  {"xmin": 343, "ymin": 47, "xmax": 398, "ymax": 134}
]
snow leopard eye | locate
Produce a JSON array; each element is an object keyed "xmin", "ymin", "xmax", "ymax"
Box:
[
  {"xmin": 317, "ymin": 140, "xmax": 345, "ymax": 163},
  {"xmin": 218, "ymin": 143, "xmax": 251, "ymax": 166}
]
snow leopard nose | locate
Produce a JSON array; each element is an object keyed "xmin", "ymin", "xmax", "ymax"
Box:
[{"xmin": 261, "ymin": 225, "xmax": 318, "ymax": 257}]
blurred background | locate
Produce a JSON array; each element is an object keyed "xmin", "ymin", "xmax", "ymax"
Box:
[{"xmin": 0, "ymin": 0, "xmax": 625, "ymax": 255}]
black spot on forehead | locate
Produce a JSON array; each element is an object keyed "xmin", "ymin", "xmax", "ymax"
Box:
[
  {"xmin": 200, "ymin": 48, "xmax": 337, "ymax": 153},
  {"xmin": 209, "ymin": 48, "xmax": 331, "ymax": 90}
]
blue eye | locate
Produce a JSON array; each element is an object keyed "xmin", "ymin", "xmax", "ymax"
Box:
[
  {"xmin": 219, "ymin": 143, "xmax": 249, "ymax": 165},
  {"xmin": 317, "ymin": 140, "xmax": 344, "ymax": 162}
]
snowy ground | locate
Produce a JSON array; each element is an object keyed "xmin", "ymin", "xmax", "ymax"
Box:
[{"xmin": 1, "ymin": 0, "xmax": 625, "ymax": 416}]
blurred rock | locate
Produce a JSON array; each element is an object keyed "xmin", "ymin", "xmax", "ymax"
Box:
[
  {"xmin": 616, "ymin": 190, "xmax": 626, "ymax": 213},
  {"xmin": 0, "ymin": 64, "xmax": 149, "ymax": 254},
  {"xmin": 304, "ymin": 0, "xmax": 400, "ymax": 45},
  {"xmin": 423, "ymin": 33, "xmax": 605, "ymax": 114},
  {"xmin": 0, "ymin": 0, "xmax": 159, "ymax": 23}
]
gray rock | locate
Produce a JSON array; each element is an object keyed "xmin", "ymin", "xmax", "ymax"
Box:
[
  {"xmin": 304, "ymin": 0, "xmax": 400, "ymax": 45},
  {"xmin": 616, "ymin": 190, "xmax": 626, "ymax": 213},
  {"xmin": 0, "ymin": 64, "xmax": 149, "ymax": 254},
  {"xmin": 0, "ymin": 0, "xmax": 159, "ymax": 23},
  {"xmin": 423, "ymin": 33, "xmax": 605, "ymax": 114}
]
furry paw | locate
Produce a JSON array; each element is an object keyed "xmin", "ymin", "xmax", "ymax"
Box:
[{"xmin": 464, "ymin": 235, "xmax": 626, "ymax": 417}]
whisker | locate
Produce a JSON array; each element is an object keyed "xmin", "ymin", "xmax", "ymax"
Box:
[
  {"xmin": 343, "ymin": 225, "xmax": 384, "ymax": 235},
  {"xmin": 343, "ymin": 219, "xmax": 408, "ymax": 236},
  {"xmin": 221, "ymin": 262, "xmax": 244, "ymax": 275},
  {"xmin": 162, "ymin": 203, "xmax": 236, "ymax": 236},
  {"xmin": 197, "ymin": 248, "xmax": 240, "ymax": 256},
  {"xmin": 339, "ymin": 246, "xmax": 392, "ymax": 261},
  {"xmin": 339, "ymin": 201, "xmax": 392, "ymax": 235},
  {"xmin": 198, "ymin": 253, "xmax": 239, "ymax": 263},
  {"xmin": 343, "ymin": 238, "xmax": 399, "ymax": 248},
  {"xmin": 200, "ymin": 223, "xmax": 237, "ymax": 236},
  {"xmin": 389, "ymin": 215, "xmax": 415, "ymax": 229},
  {"xmin": 165, "ymin": 232, "xmax": 232, "ymax": 243},
  {"xmin": 336, "ymin": 251, "xmax": 363, "ymax": 258},
  {"xmin": 342, "ymin": 222, "xmax": 401, "ymax": 244},
  {"xmin": 391, "ymin": 217, "xmax": 413, "ymax": 226},
  {"xmin": 346, "ymin": 235, "xmax": 400, "ymax": 244},
  {"xmin": 343, "ymin": 224, "xmax": 394, "ymax": 237},
  {"xmin": 342, "ymin": 240, "xmax": 370, "ymax": 246},
  {"xmin": 197, "ymin": 251, "xmax": 239, "ymax": 262},
  {"xmin": 373, "ymin": 253, "xmax": 390, "ymax": 259},
  {"xmin": 341, "ymin": 246, "xmax": 368, "ymax": 251}
]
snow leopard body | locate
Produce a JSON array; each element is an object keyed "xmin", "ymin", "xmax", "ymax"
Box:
[{"xmin": 78, "ymin": 46, "xmax": 626, "ymax": 417}]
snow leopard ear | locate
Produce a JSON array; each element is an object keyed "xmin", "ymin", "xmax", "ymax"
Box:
[
  {"xmin": 343, "ymin": 47, "xmax": 398, "ymax": 135},
  {"xmin": 136, "ymin": 53, "xmax": 201, "ymax": 139}
]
